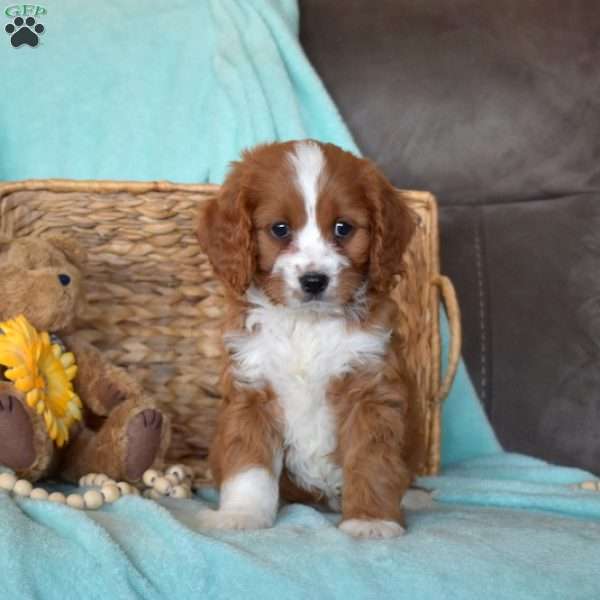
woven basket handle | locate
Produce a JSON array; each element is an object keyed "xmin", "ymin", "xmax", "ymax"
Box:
[{"xmin": 432, "ymin": 275, "xmax": 462, "ymax": 404}]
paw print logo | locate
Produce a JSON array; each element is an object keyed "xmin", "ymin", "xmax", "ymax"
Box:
[{"xmin": 5, "ymin": 16, "xmax": 44, "ymax": 48}]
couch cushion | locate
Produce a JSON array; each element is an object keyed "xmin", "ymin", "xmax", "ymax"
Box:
[
  {"xmin": 300, "ymin": 0, "xmax": 600, "ymax": 205},
  {"xmin": 440, "ymin": 193, "xmax": 600, "ymax": 473}
]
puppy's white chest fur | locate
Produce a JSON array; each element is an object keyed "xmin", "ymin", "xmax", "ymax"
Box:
[{"xmin": 226, "ymin": 289, "xmax": 389, "ymax": 499}]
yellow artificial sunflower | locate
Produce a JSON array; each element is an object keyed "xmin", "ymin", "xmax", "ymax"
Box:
[{"xmin": 0, "ymin": 315, "xmax": 82, "ymax": 447}]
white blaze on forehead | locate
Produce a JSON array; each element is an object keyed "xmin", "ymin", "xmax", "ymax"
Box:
[
  {"xmin": 274, "ymin": 141, "xmax": 348, "ymax": 304},
  {"xmin": 288, "ymin": 140, "xmax": 325, "ymax": 217}
]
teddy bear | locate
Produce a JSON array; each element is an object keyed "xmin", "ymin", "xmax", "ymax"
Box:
[{"xmin": 0, "ymin": 234, "xmax": 170, "ymax": 483}]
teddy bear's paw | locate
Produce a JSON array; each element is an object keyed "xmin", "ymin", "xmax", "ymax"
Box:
[
  {"xmin": 197, "ymin": 508, "xmax": 273, "ymax": 531},
  {"xmin": 98, "ymin": 381, "xmax": 128, "ymax": 412},
  {"xmin": 0, "ymin": 392, "xmax": 36, "ymax": 470},
  {"xmin": 125, "ymin": 409, "xmax": 164, "ymax": 481}
]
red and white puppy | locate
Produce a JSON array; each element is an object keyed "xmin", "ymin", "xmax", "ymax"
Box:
[{"xmin": 197, "ymin": 141, "xmax": 425, "ymax": 539}]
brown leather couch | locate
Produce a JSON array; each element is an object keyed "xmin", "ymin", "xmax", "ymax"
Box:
[{"xmin": 300, "ymin": 0, "xmax": 600, "ymax": 475}]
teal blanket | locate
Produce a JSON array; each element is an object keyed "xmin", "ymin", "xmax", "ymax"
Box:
[
  {"xmin": 0, "ymin": 0, "xmax": 357, "ymax": 182},
  {"xmin": 2, "ymin": 454, "xmax": 600, "ymax": 600},
  {"xmin": 1, "ymin": 1, "xmax": 599, "ymax": 599}
]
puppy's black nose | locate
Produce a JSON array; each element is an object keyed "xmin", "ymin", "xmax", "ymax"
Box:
[
  {"xmin": 58, "ymin": 274, "xmax": 71, "ymax": 286},
  {"xmin": 299, "ymin": 272, "xmax": 329, "ymax": 295}
]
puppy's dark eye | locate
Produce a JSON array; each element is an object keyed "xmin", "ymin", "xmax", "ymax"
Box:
[
  {"xmin": 334, "ymin": 221, "xmax": 353, "ymax": 239},
  {"xmin": 271, "ymin": 222, "xmax": 290, "ymax": 239}
]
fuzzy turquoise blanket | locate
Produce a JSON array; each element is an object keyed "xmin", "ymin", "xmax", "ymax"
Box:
[{"xmin": 1, "ymin": 1, "xmax": 599, "ymax": 599}]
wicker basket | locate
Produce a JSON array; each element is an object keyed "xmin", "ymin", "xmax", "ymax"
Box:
[{"xmin": 0, "ymin": 180, "xmax": 461, "ymax": 480}]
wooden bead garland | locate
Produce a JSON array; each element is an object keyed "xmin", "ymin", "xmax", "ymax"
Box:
[
  {"xmin": 141, "ymin": 465, "xmax": 194, "ymax": 500},
  {"xmin": 0, "ymin": 464, "xmax": 193, "ymax": 510},
  {"xmin": 575, "ymin": 480, "xmax": 600, "ymax": 492}
]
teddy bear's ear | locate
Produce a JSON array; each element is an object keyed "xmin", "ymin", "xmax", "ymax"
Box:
[{"xmin": 46, "ymin": 235, "xmax": 87, "ymax": 268}]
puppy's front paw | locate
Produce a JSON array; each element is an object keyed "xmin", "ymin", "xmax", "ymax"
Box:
[
  {"xmin": 339, "ymin": 518, "xmax": 405, "ymax": 539},
  {"xmin": 197, "ymin": 509, "xmax": 272, "ymax": 531}
]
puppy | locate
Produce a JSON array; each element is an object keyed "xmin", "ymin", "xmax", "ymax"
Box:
[{"xmin": 196, "ymin": 140, "xmax": 425, "ymax": 539}]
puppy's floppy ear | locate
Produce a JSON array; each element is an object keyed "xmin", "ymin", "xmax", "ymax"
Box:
[
  {"xmin": 197, "ymin": 165, "xmax": 255, "ymax": 294},
  {"xmin": 363, "ymin": 162, "xmax": 416, "ymax": 292},
  {"xmin": 45, "ymin": 235, "xmax": 87, "ymax": 269}
]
